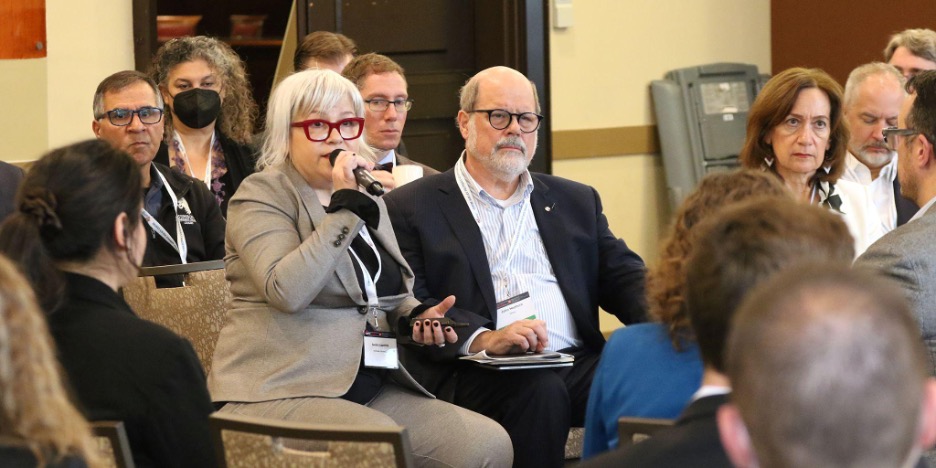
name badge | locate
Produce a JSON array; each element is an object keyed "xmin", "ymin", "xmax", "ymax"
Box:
[
  {"xmin": 496, "ymin": 292, "xmax": 537, "ymax": 329},
  {"xmin": 363, "ymin": 330, "xmax": 399, "ymax": 369}
]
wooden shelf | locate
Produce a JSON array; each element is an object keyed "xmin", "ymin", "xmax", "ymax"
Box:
[{"xmin": 156, "ymin": 37, "xmax": 283, "ymax": 47}]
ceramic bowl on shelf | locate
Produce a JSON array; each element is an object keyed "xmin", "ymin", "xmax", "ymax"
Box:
[
  {"xmin": 157, "ymin": 15, "xmax": 202, "ymax": 41},
  {"xmin": 230, "ymin": 15, "xmax": 267, "ymax": 40}
]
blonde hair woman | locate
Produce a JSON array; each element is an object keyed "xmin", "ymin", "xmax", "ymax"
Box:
[{"xmin": 0, "ymin": 254, "xmax": 101, "ymax": 467}]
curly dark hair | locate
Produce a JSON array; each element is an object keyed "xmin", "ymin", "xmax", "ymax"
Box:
[
  {"xmin": 151, "ymin": 36, "xmax": 258, "ymax": 145},
  {"xmin": 647, "ymin": 169, "xmax": 788, "ymax": 350}
]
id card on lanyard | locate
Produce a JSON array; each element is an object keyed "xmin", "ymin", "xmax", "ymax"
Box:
[
  {"xmin": 141, "ymin": 168, "xmax": 188, "ymax": 264},
  {"xmin": 349, "ymin": 229, "xmax": 398, "ymax": 369}
]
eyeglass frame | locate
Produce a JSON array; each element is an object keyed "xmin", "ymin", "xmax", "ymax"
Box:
[
  {"xmin": 290, "ymin": 117, "xmax": 365, "ymax": 142},
  {"xmin": 364, "ymin": 98, "xmax": 414, "ymax": 113},
  {"xmin": 468, "ymin": 109, "xmax": 544, "ymax": 133},
  {"xmin": 882, "ymin": 127, "xmax": 920, "ymax": 151},
  {"xmin": 96, "ymin": 107, "xmax": 164, "ymax": 126}
]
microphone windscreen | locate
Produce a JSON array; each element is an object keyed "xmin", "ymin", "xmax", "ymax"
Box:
[{"xmin": 328, "ymin": 149, "xmax": 344, "ymax": 166}]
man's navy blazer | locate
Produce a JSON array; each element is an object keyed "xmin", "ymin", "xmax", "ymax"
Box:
[{"xmin": 385, "ymin": 169, "xmax": 647, "ymax": 389}]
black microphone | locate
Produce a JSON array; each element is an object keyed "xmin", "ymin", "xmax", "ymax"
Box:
[{"xmin": 329, "ymin": 149, "xmax": 385, "ymax": 196}]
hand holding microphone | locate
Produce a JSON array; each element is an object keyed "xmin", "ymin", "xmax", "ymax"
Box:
[{"xmin": 329, "ymin": 149, "xmax": 385, "ymax": 196}]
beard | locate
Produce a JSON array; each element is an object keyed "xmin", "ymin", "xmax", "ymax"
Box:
[
  {"xmin": 466, "ymin": 120, "xmax": 536, "ymax": 180},
  {"xmin": 853, "ymin": 141, "xmax": 895, "ymax": 169}
]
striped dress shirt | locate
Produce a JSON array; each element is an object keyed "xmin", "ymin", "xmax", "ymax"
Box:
[{"xmin": 454, "ymin": 156, "xmax": 582, "ymax": 351}]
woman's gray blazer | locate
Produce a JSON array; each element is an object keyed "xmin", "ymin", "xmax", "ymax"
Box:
[{"xmin": 208, "ymin": 162, "xmax": 429, "ymax": 403}]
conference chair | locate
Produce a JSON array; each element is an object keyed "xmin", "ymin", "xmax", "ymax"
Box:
[
  {"xmin": 617, "ymin": 417, "xmax": 675, "ymax": 449},
  {"xmin": 120, "ymin": 260, "xmax": 229, "ymax": 374},
  {"xmin": 209, "ymin": 412, "xmax": 414, "ymax": 468},
  {"xmin": 91, "ymin": 421, "xmax": 135, "ymax": 468}
]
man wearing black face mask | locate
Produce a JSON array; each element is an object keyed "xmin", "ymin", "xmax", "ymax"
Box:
[
  {"xmin": 92, "ymin": 70, "xmax": 226, "ymax": 283},
  {"xmin": 152, "ymin": 36, "xmax": 260, "ymax": 217}
]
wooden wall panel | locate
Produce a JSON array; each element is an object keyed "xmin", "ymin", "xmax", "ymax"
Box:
[
  {"xmin": 772, "ymin": 0, "xmax": 936, "ymax": 84},
  {"xmin": 0, "ymin": 0, "xmax": 46, "ymax": 59}
]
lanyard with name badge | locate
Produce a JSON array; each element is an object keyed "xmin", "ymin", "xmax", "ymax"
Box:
[
  {"xmin": 141, "ymin": 168, "xmax": 188, "ymax": 265},
  {"xmin": 454, "ymin": 156, "xmax": 537, "ymax": 328},
  {"xmin": 349, "ymin": 228, "xmax": 398, "ymax": 369}
]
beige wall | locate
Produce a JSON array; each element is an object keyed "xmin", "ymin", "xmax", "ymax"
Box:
[
  {"xmin": 548, "ymin": 0, "xmax": 771, "ymax": 332},
  {"xmin": 0, "ymin": 0, "xmax": 134, "ymax": 163}
]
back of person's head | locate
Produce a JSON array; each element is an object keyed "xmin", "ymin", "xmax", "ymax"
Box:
[
  {"xmin": 648, "ymin": 169, "xmax": 788, "ymax": 349},
  {"xmin": 0, "ymin": 139, "xmax": 142, "ymax": 313},
  {"xmin": 739, "ymin": 67, "xmax": 848, "ymax": 185},
  {"xmin": 294, "ymin": 31, "xmax": 357, "ymax": 72},
  {"xmin": 92, "ymin": 70, "xmax": 163, "ymax": 121},
  {"xmin": 906, "ymin": 71, "xmax": 936, "ymax": 146},
  {"xmin": 151, "ymin": 35, "xmax": 258, "ymax": 144},
  {"xmin": 722, "ymin": 264, "xmax": 936, "ymax": 468},
  {"xmin": 0, "ymin": 254, "xmax": 100, "ymax": 466},
  {"xmin": 259, "ymin": 69, "xmax": 372, "ymax": 170},
  {"xmin": 342, "ymin": 53, "xmax": 405, "ymax": 89},
  {"xmin": 685, "ymin": 197, "xmax": 854, "ymax": 372},
  {"xmin": 885, "ymin": 28, "xmax": 936, "ymax": 64}
]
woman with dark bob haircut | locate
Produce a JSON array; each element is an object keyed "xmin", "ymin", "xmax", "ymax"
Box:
[
  {"xmin": 739, "ymin": 67, "xmax": 875, "ymax": 254},
  {"xmin": 0, "ymin": 140, "xmax": 216, "ymax": 468}
]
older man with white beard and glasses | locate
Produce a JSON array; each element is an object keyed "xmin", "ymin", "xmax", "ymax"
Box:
[
  {"xmin": 840, "ymin": 63, "xmax": 919, "ymax": 246},
  {"xmin": 384, "ymin": 66, "xmax": 648, "ymax": 468}
]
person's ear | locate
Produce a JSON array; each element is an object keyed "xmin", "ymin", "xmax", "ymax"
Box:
[
  {"xmin": 717, "ymin": 403, "xmax": 758, "ymax": 468},
  {"xmin": 917, "ymin": 134, "xmax": 935, "ymax": 169},
  {"xmin": 457, "ymin": 110, "xmax": 471, "ymax": 140},
  {"xmin": 916, "ymin": 378, "xmax": 936, "ymax": 451},
  {"xmin": 113, "ymin": 212, "xmax": 130, "ymax": 251},
  {"xmin": 92, "ymin": 119, "xmax": 102, "ymax": 138}
]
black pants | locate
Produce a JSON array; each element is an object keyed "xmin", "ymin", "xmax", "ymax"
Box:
[{"xmin": 442, "ymin": 347, "xmax": 600, "ymax": 468}]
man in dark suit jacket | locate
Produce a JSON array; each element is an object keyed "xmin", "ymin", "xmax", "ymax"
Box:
[
  {"xmin": 0, "ymin": 161, "xmax": 24, "ymax": 222},
  {"xmin": 343, "ymin": 53, "xmax": 439, "ymax": 188},
  {"xmin": 385, "ymin": 66, "xmax": 647, "ymax": 468},
  {"xmin": 582, "ymin": 197, "xmax": 856, "ymax": 467}
]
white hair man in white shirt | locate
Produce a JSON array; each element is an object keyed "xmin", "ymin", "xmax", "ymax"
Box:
[{"xmin": 840, "ymin": 62, "xmax": 918, "ymax": 244}]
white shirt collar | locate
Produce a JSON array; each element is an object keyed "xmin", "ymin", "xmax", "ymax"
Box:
[
  {"xmin": 844, "ymin": 151, "xmax": 897, "ymax": 185},
  {"xmin": 377, "ymin": 149, "xmax": 396, "ymax": 166},
  {"xmin": 909, "ymin": 194, "xmax": 936, "ymax": 223},
  {"xmin": 691, "ymin": 384, "xmax": 731, "ymax": 402}
]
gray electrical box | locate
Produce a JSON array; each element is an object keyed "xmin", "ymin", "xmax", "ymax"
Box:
[{"xmin": 651, "ymin": 63, "xmax": 767, "ymax": 209}]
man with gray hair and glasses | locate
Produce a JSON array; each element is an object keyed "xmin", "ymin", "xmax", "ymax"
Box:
[
  {"xmin": 857, "ymin": 70, "xmax": 936, "ymax": 377},
  {"xmin": 92, "ymin": 70, "xmax": 224, "ymax": 274},
  {"xmin": 886, "ymin": 28, "xmax": 936, "ymax": 81},
  {"xmin": 385, "ymin": 65, "xmax": 647, "ymax": 467},
  {"xmin": 840, "ymin": 62, "xmax": 918, "ymax": 243}
]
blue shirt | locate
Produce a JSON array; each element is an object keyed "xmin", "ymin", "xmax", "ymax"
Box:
[{"xmin": 582, "ymin": 323, "xmax": 703, "ymax": 458}]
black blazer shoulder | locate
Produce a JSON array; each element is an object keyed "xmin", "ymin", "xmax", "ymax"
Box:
[{"xmin": 49, "ymin": 273, "xmax": 216, "ymax": 468}]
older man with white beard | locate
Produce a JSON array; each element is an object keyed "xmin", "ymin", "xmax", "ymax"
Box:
[
  {"xmin": 841, "ymin": 63, "xmax": 919, "ymax": 244},
  {"xmin": 384, "ymin": 66, "xmax": 648, "ymax": 468}
]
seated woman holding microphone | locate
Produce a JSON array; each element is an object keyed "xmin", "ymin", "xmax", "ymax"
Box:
[{"xmin": 208, "ymin": 69, "xmax": 511, "ymax": 467}]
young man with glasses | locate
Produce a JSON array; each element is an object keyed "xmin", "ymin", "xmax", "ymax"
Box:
[
  {"xmin": 384, "ymin": 66, "xmax": 648, "ymax": 468},
  {"xmin": 857, "ymin": 70, "xmax": 936, "ymax": 376},
  {"xmin": 343, "ymin": 53, "xmax": 437, "ymax": 190},
  {"xmin": 92, "ymin": 70, "xmax": 225, "ymax": 276}
]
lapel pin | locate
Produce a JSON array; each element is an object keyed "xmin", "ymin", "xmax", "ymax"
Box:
[{"xmin": 545, "ymin": 203, "xmax": 555, "ymax": 212}]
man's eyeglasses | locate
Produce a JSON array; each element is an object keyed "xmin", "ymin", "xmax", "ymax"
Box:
[
  {"xmin": 883, "ymin": 127, "xmax": 919, "ymax": 151},
  {"xmin": 365, "ymin": 99, "xmax": 414, "ymax": 113},
  {"xmin": 98, "ymin": 107, "xmax": 164, "ymax": 126},
  {"xmin": 291, "ymin": 118, "xmax": 365, "ymax": 142},
  {"xmin": 469, "ymin": 109, "xmax": 543, "ymax": 133}
]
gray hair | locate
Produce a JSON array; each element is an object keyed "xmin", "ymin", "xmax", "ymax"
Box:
[
  {"xmin": 728, "ymin": 264, "xmax": 928, "ymax": 468},
  {"xmin": 92, "ymin": 70, "xmax": 163, "ymax": 120},
  {"xmin": 258, "ymin": 69, "xmax": 373, "ymax": 170},
  {"xmin": 884, "ymin": 28, "xmax": 936, "ymax": 64},
  {"xmin": 843, "ymin": 62, "xmax": 905, "ymax": 108}
]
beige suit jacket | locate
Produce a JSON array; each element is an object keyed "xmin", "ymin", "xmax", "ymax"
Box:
[{"xmin": 208, "ymin": 161, "xmax": 428, "ymax": 403}]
